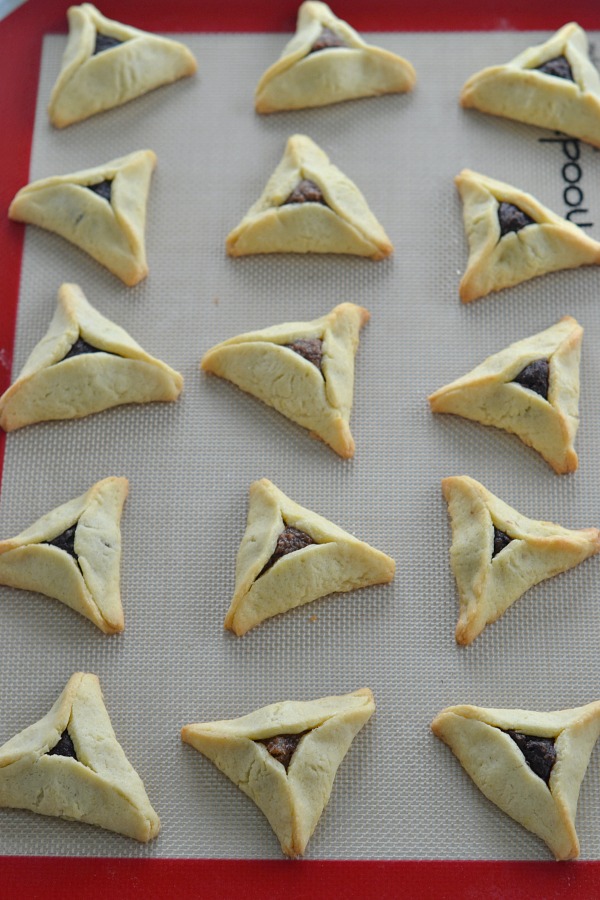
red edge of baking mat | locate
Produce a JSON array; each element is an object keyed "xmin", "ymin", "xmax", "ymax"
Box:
[{"xmin": 3, "ymin": 1, "xmax": 600, "ymax": 897}]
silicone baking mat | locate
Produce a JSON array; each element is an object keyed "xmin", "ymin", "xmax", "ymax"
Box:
[{"xmin": 3, "ymin": 1, "xmax": 600, "ymax": 896}]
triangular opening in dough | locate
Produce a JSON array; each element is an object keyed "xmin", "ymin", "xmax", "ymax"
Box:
[
  {"xmin": 48, "ymin": 3, "xmax": 197, "ymax": 128},
  {"xmin": 461, "ymin": 23, "xmax": 600, "ymax": 147},
  {"xmin": 202, "ymin": 302, "xmax": 369, "ymax": 458},
  {"xmin": 255, "ymin": 1, "xmax": 415, "ymax": 113},
  {"xmin": 455, "ymin": 169, "xmax": 600, "ymax": 301},
  {"xmin": 226, "ymin": 134, "xmax": 393, "ymax": 259},
  {"xmin": 224, "ymin": 478, "xmax": 395, "ymax": 635},
  {"xmin": 0, "ymin": 283, "xmax": 183, "ymax": 432},
  {"xmin": 441, "ymin": 475, "xmax": 600, "ymax": 645},
  {"xmin": 431, "ymin": 700, "xmax": 600, "ymax": 859},
  {"xmin": 0, "ymin": 673, "xmax": 160, "ymax": 840},
  {"xmin": 0, "ymin": 477, "xmax": 129, "ymax": 633},
  {"xmin": 182, "ymin": 688, "xmax": 374, "ymax": 856},
  {"xmin": 428, "ymin": 316, "xmax": 583, "ymax": 473},
  {"xmin": 8, "ymin": 150, "xmax": 157, "ymax": 285}
]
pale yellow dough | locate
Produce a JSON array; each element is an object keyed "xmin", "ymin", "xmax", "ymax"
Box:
[
  {"xmin": 455, "ymin": 169, "xmax": 600, "ymax": 301},
  {"xmin": 432, "ymin": 700, "xmax": 600, "ymax": 860},
  {"xmin": 9, "ymin": 150, "xmax": 157, "ymax": 285},
  {"xmin": 0, "ymin": 283, "xmax": 183, "ymax": 432},
  {"xmin": 429, "ymin": 316, "xmax": 582, "ymax": 474},
  {"xmin": 182, "ymin": 688, "xmax": 374, "ymax": 857},
  {"xmin": 0, "ymin": 477, "xmax": 128, "ymax": 633},
  {"xmin": 461, "ymin": 23, "xmax": 600, "ymax": 148},
  {"xmin": 226, "ymin": 134, "xmax": 393, "ymax": 259},
  {"xmin": 255, "ymin": 1, "xmax": 415, "ymax": 113},
  {"xmin": 0, "ymin": 673, "xmax": 160, "ymax": 841},
  {"xmin": 225, "ymin": 478, "xmax": 395, "ymax": 636},
  {"xmin": 442, "ymin": 475, "xmax": 600, "ymax": 645},
  {"xmin": 202, "ymin": 303, "xmax": 369, "ymax": 458},
  {"xmin": 48, "ymin": 3, "xmax": 197, "ymax": 127}
]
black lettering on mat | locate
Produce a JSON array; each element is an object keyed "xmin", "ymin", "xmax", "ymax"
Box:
[{"xmin": 538, "ymin": 132, "xmax": 594, "ymax": 229}]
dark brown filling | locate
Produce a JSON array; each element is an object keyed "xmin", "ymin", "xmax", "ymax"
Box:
[
  {"xmin": 285, "ymin": 338, "xmax": 323, "ymax": 372},
  {"xmin": 505, "ymin": 730, "xmax": 557, "ymax": 785},
  {"xmin": 259, "ymin": 526, "xmax": 316, "ymax": 577},
  {"xmin": 309, "ymin": 27, "xmax": 347, "ymax": 53},
  {"xmin": 498, "ymin": 202, "xmax": 535, "ymax": 238},
  {"xmin": 283, "ymin": 179, "xmax": 327, "ymax": 206},
  {"xmin": 535, "ymin": 55, "xmax": 574, "ymax": 82},
  {"xmin": 60, "ymin": 337, "xmax": 105, "ymax": 362},
  {"xmin": 45, "ymin": 524, "xmax": 78, "ymax": 561},
  {"xmin": 87, "ymin": 180, "xmax": 112, "ymax": 202},
  {"xmin": 259, "ymin": 732, "xmax": 308, "ymax": 770},
  {"xmin": 512, "ymin": 358, "xmax": 549, "ymax": 400},
  {"xmin": 47, "ymin": 730, "xmax": 78, "ymax": 760},
  {"xmin": 492, "ymin": 526, "xmax": 512, "ymax": 559},
  {"xmin": 93, "ymin": 33, "xmax": 124, "ymax": 55}
]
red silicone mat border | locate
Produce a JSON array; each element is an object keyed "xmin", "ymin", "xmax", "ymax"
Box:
[{"xmin": 2, "ymin": 2, "xmax": 600, "ymax": 897}]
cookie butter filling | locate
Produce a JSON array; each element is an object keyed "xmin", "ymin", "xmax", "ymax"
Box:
[
  {"xmin": 87, "ymin": 179, "xmax": 113, "ymax": 202},
  {"xmin": 492, "ymin": 526, "xmax": 513, "ymax": 559},
  {"xmin": 259, "ymin": 731, "xmax": 309, "ymax": 770},
  {"xmin": 534, "ymin": 55, "xmax": 574, "ymax": 82},
  {"xmin": 512, "ymin": 358, "xmax": 549, "ymax": 399},
  {"xmin": 93, "ymin": 33, "xmax": 124, "ymax": 55},
  {"xmin": 45, "ymin": 524, "xmax": 78, "ymax": 561},
  {"xmin": 283, "ymin": 179, "xmax": 327, "ymax": 206},
  {"xmin": 309, "ymin": 27, "xmax": 347, "ymax": 53},
  {"xmin": 259, "ymin": 526, "xmax": 316, "ymax": 577},
  {"xmin": 47, "ymin": 729, "xmax": 78, "ymax": 760},
  {"xmin": 285, "ymin": 338, "xmax": 324, "ymax": 372},
  {"xmin": 59, "ymin": 336, "xmax": 107, "ymax": 362},
  {"xmin": 505, "ymin": 729, "xmax": 557, "ymax": 785},
  {"xmin": 497, "ymin": 202, "xmax": 536, "ymax": 238}
]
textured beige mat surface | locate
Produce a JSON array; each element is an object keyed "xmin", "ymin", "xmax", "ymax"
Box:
[{"xmin": 1, "ymin": 31, "xmax": 600, "ymax": 858}]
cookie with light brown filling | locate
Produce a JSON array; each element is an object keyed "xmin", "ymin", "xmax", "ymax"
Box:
[
  {"xmin": 255, "ymin": 1, "xmax": 415, "ymax": 113},
  {"xmin": 455, "ymin": 169, "xmax": 600, "ymax": 301},
  {"xmin": 442, "ymin": 475, "xmax": 600, "ymax": 645},
  {"xmin": 431, "ymin": 700, "xmax": 600, "ymax": 859},
  {"xmin": 48, "ymin": 3, "xmax": 197, "ymax": 128},
  {"xmin": 0, "ymin": 283, "xmax": 183, "ymax": 432},
  {"xmin": 429, "ymin": 317, "xmax": 582, "ymax": 474},
  {"xmin": 461, "ymin": 23, "xmax": 600, "ymax": 148},
  {"xmin": 226, "ymin": 134, "xmax": 393, "ymax": 259},
  {"xmin": 182, "ymin": 688, "xmax": 374, "ymax": 857},
  {"xmin": 224, "ymin": 478, "xmax": 395, "ymax": 636},
  {"xmin": 0, "ymin": 477, "xmax": 128, "ymax": 633},
  {"xmin": 8, "ymin": 150, "xmax": 156, "ymax": 285},
  {"xmin": 201, "ymin": 303, "xmax": 369, "ymax": 458},
  {"xmin": 0, "ymin": 672, "xmax": 160, "ymax": 840}
]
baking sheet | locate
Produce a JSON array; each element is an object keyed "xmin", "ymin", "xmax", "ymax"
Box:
[{"xmin": 2, "ymin": 30, "xmax": 600, "ymax": 859}]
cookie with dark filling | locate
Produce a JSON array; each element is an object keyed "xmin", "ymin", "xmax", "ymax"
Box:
[
  {"xmin": 255, "ymin": 1, "xmax": 415, "ymax": 112},
  {"xmin": 432, "ymin": 700, "xmax": 600, "ymax": 859},
  {"xmin": 181, "ymin": 689, "xmax": 375, "ymax": 857},
  {"xmin": 441, "ymin": 475, "xmax": 600, "ymax": 645},
  {"xmin": 460, "ymin": 23, "xmax": 600, "ymax": 148},
  {"xmin": 48, "ymin": 3, "xmax": 197, "ymax": 128},
  {"xmin": 201, "ymin": 303, "xmax": 369, "ymax": 459}
]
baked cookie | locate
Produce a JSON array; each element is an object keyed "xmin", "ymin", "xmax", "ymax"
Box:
[
  {"xmin": 226, "ymin": 134, "xmax": 393, "ymax": 259},
  {"xmin": 48, "ymin": 3, "xmax": 197, "ymax": 128},
  {"xmin": 429, "ymin": 316, "xmax": 583, "ymax": 474},
  {"xmin": 0, "ymin": 477, "xmax": 128, "ymax": 633},
  {"xmin": 442, "ymin": 475, "xmax": 600, "ymax": 645},
  {"xmin": 202, "ymin": 303, "xmax": 369, "ymax": 458},
  {"xmin": 455, "ymin": 169, "xmax": 600, "ymax": 301},
  {"xmin": 431, "ymin": 700, "xmax": 600, "ymax": 859},
  {"xmin": 461, "ymin": 23, "xmax": 600, "ymax": 148},
  {"xmin": 225, "ymin": 478, "xmax": 395, "ymax": 636},
  {"xmin": 255, "ymin": 1, "xmax": 415, "ymax": 113},
  {"xmin": 8, "ymin": 150, "xmax": 156, "ymax": 285},
  {"xmin": 0, "ymin": 672, "xmax": 160, "ymax": 841},
  {"xmin": 182, "ymin": 688, "xmax": 374, "ymax": 857},
  {"xmin": 0, "ymin": 283, "xmax": 183, "ymax": 431}
]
